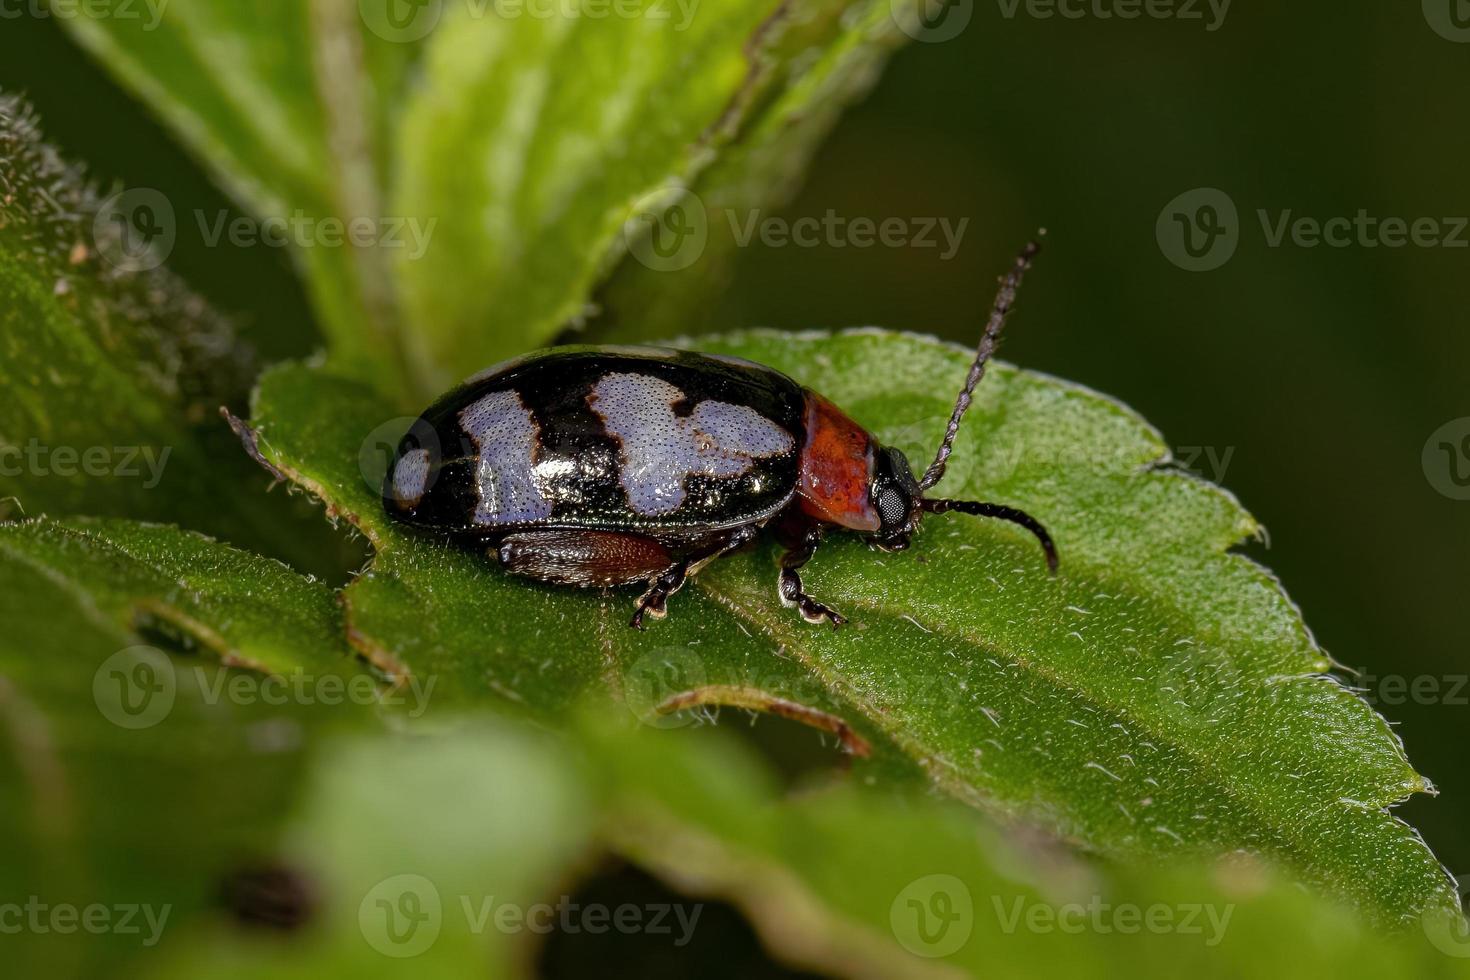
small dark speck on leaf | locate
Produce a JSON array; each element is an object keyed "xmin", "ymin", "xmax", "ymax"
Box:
[{"xmin": 217, "ymin": 861, "xmax": 317, "ymax": 932}]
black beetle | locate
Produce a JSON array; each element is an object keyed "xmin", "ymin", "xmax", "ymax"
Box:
[{"xmin": 384, "ymin": 240, "xmax": 1056, "ymax": 628}]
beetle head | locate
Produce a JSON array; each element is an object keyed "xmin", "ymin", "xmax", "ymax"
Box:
[{"xmin": 869, "ymin": 445, "xmax": 924, "ymax": 551}]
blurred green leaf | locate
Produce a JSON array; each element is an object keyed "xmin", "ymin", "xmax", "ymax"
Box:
[
  {"xmin": 390, "ymin": 0, "xmax": 910, "ymax": 396},
  {"xmin": 149, "ymin": 722, "xmax": 591, "ymax": 979},
  {"xmin": 0, "ymin": 517, "xmax": 372, "ymax": 975},
  {"xmin": 0, "ymin": 94, "xmax": 350, "ymax": 573},
  {"xmin": 0, "ymin": 518, "xmax": 359, "ymax": 676},
  {"xmin": 59, "ymin": 0, "xmax": 911, "ymax": 402},
  {"xmin": 147, "ymin": 716, "xmax": 1470, "ymax": 978},
  {"xmin": 0, "ymin": 520, "xmax": 1461, "ymax": 975},
  {"xmin": 58, "ymin": 0, "xmax": 407, "ymax": 389},
  {"xmin": 595, "ymin": 0, "xmax": 909, "ymax": 339},
  {"xmin": 236, "ymin": 329, "xmax": 1459, "ymax": 928}
]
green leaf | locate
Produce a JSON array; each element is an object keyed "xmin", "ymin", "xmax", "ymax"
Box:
[
  {"xmin": 594, "ymin": 0, "xmax": 911, "ymax": 340},
  {"xmin": 389, "ymin": 0, "xmax": 911, "ymax": 396},
  {"xmin": 0, "ymin": 517, "xmax": 370, "ymax": 975},
  {"xmin": 58, "ymin": 0, "xmax": 912, "ymax": 402},
  {"xmin": 57, "ymin": 0, "xmax": 408, "ymax": 389},
  {"xmin": 236, "ymin": 330, "xmax": 1459, "ymax": 928},
  {"xmin": 149, "ymin": 722, "xmax": 592, "ymax": 978},
  {"xmin": 0, "ymin": 94, "xmax": 348, "ymax": 573},
  {"xmin": 0, "ymin": 518, "xmax": 357, "ymax": 675},
  {"xmin": 0, "ymin": 512, "xmax": 1459, "ymax": 974}
]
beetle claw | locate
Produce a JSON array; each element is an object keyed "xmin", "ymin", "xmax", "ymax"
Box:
[
  {"xmin": 630, "ymin": 589, "xmax": 669, "ymax": 629},
  {"xmin": 787, "ymin": 593, "xmax": 846, "ymax": 628}
]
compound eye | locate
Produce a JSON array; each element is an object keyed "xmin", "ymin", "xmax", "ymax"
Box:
[{"xmin": 877, "ymin": 487, "xmax": 907, "ymax": 527}]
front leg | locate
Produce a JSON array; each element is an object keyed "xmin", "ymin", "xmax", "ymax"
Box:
[{"xmin": 777, "ymin": 522, "xmax": 846, "ymax": 628}]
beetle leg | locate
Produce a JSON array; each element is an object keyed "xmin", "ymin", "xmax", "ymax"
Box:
[
  {"xmin": 631, "ymin": 560, "xmax": 690, "ymax": 629},
  {"xmin": 629, "ymin": 526, "xmax": 758, "ymax": 629},
  {"xmin": 778, "ymin": 527, "xmax": 846, "ymax": 628}
]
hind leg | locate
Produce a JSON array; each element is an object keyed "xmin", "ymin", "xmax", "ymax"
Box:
[{"xmin": 630, "ymin": 525, "xmax": 759, "ymax": 629}]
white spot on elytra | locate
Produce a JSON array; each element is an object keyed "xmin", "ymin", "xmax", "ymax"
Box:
[
  {"xmin": 390, "ymin": 447, "xmax": 431, "ymax": 508},
  {"xmin": 459, "ymin": 390, "xmax": 553, "ymax": 525},
  {"xmin": 589, "ymin": 372, "xmax": 793, "ymax": 516}
]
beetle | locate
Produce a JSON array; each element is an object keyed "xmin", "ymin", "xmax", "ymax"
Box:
[{"xmin": 383, "ymin": 240, "xmax": 1056, "ymax": 628}]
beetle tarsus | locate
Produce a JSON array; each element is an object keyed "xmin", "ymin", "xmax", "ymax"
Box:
[
  {"xmin": 780, "ymin": 570, "xmax": 847, "ymax": 628},
  {"xmin": 777, "ymin": 526, "xmax": 845, "ymax": 627},
  {"xmin": 631, "ymin": 562, "xmax": 687, "ymax": 629}
]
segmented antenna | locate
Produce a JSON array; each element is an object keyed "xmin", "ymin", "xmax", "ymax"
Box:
[{"xmin": 918, "ymin": 236, "xmax": 1043, "ymax": 492}]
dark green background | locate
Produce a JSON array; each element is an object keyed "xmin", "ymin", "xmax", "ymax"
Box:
[{"xmin": 2, "ymin": 1, "xmax": 1465, "ymax": 879}]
